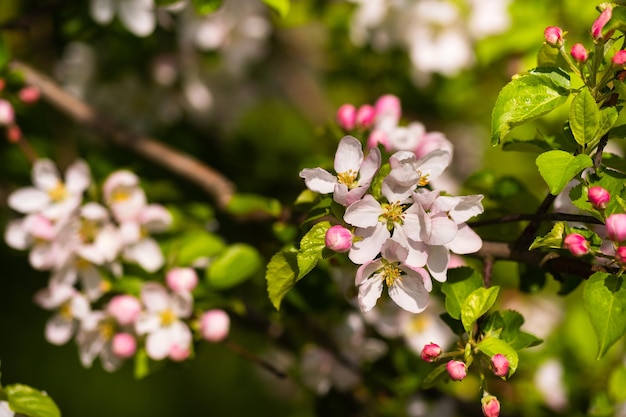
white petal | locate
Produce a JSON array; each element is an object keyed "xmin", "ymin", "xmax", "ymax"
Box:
[
  {"xmin": 415, "ymin": 150, "xmax": 451, "ymax": 183},
  {"xmin": 119, "ymin": 0, "xmax": 156, "ymax": 37},
  {"xmin": 348, "ymin": 223, "xmax": 389, "ymax": 264},
  {"xmin": 141, "ymin": 282, "xmax": 170, "ymax": 312},
  {"xmin": 357, "ymin": 275, "xmax": 384, "ymax": 312},
  {"xmin": 7, "ymin": 187, "xmax": 50, "ymax": 213},
  {"xmin": 388, "ymin": 271, "xmax": 429, "ymax": 313},
  {"xmin": 334, "ymin": 136, "xmax": 363, "ymax": 174},
  {"xmin": 34, "ymin": 284, "xmax": 75, "ymax": 309},
  {"xmin": 338, "ymin": 185, "xmax": 370, "ymax": 207},
  {"xmin": 427, "ymin": 245, "xmax": 450, "ymax": 282},
  {"xmin": 171, "ymin": 292, "xmax": 193, "ymax": 318},
  {"xmin": 135, "ymin": 314, "xmax": 161, "ymax": 335},
  {"xmin": 357, "ymin": 146, "xmax": 381, "ymax": 185},
  {"xmin": 65, "ymin": 159, "xmax": 91, "ymax": 194},
  {"xmin": 343, "ymin": 194, "xmax": 383, "ymax": 228},
  {"xmin": 145, "ymin": 328, "xmax": 172, "ymax": 360},
  {"xmin": 32, "ymin": 159, "xmax": 60, "ymax": 191},
  {"xmin": 448, "ymin": 195, "xmax": 484, "ymax": 223},
  {"xmin": 138, "ymin": 204, "xmax": 172, "ymax": 232},
  {"xmin": 79, "ymin": 265, "xmax": 104, "ymax": 301},
  {"xmin": 90, "ymin": 0, "xmax": 115, "ymax": 24},
  {"xmin": 29, "ymin": 242, "xmax": 57, "ymax": 270},
  {"xmin": 125, "ymin": 238, "xmax": 164, "ymax": 272},
  {"xmin": 427, "ymin": 213, "xmax": 457, "ymax": 245},
  {"xmin": 4, "ymin": 218, "xmax": 31, "ymax": 249},
  {"xmin": 355, "ymin": 259, "xmax": 383, "ymax": 286},
  {"xmin": 447, "ymin": 224, "xmax": 483, "ymax": 254},
  {"xmin": 299, "ymin": 168, "xmax": 337, "ymax": 194},
  {"xmin": 45, "ymin": 315, "xmax": 74, "ymax": 345}
]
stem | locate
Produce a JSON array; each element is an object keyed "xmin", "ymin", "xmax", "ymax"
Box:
[
  {"xmin": 469, "ymin": 212, "xmax": 603, "ymax": 228},
  {"xmin": 223, "ymin": 340, "xmax": 287, "ymax": 379}
]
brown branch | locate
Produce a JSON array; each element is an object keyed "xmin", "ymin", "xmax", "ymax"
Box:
[
  {"xmin": 469, "ymin": 212, "xmax": 603, "ymax": 228},
  {"xmin": 9, "ymin": 60, "xmax": 236, "ymax": 210}
]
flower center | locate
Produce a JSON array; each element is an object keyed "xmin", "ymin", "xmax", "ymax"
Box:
[
  {"xmin": 59, "ymin": 302, "xmax": 74, "ymax": 320},
  {"xmin": 381, "ymin": 262, "xmax": 402, "ymax": 287},
  {"xmin": 336, "ymin": 169, "xmax": 358, "ymax": 189},
  {"xmin": 380, "ymin": 201, "xmax": 405, "ymax": 229},
  {"xmin": 80, "ymin": 219, "xmax": 100, "ymax": 243},
  {"xmin": 99, "ymin": 321, "xmax": 115, "ymax": 340},
  {"xmin": 111, "ymin": 187, "xmax": 131, "ymax": 203},
  {"xmin": 48, "ymin": 181, "xmax": 68, "ymax": 202},
  {"xmin": 416, "ymin": 170, "xmax": 430, "ymax": 187},
  {"xmin": 159, "ymin": 308, "xmax": 176, "ymax": 326}
]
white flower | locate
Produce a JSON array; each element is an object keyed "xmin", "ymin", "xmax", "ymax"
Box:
[
  {"xmin": 7, "ymin": 159, "xmax": 90, "ymax": 221},
  {"xmin": 75, "ymin": 311, "xmax": 123, "ymax": 372},
  {"xmin": 4, "ymin": 213, "xmax": 62, "ymax": 270},
  {"xmin": 135, "ymin": 283, "xmax": 193, "ymax": 361},
  {"xmin": 384, "ymin": 149, "xmax": 452, "ymax": 201},
  {"xmin": 35, "ymin": 284, "xmax": 90, "ymax": 345},
  {"xmin": 355, "ymin": 240, "xmax": 430, "ymax": 313},
  {"xmin": 90, "ymin": 0, "xmax": 156, "ymax": 37},
  {"xmin": 0, "ymin": 401, "xmax": 15, "ymax": 417},
  {"xmin": 300, "ymin": 136, "xmax": 381, "ymax": 207}
]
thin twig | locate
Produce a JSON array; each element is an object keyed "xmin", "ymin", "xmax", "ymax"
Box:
[
  {"xmin": 9, "ymin": 60, "xmax": 236, "ymax": 210},
  {"xmin": 223, "ymin": 340, "xmax": 287, "ymax": 379},
  {"xmin": 469, "ymin": 212, "xmax": 603, "ymax": 227}
]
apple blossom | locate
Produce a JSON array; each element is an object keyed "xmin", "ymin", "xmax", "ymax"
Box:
[
  {"xmin": 325, "ymin": 225, "xmax": 353, "ymax": 253},
  {"xmin": 615, "ymin": 246, "xmax": 626, "ymax": 266},
  {"xmin": 166, "ymin": 267, "xmax": 199, "ymax": 293},
  {"xmin": 491, "ymin": 353, "xmax": 509, "ymax": 377},
  {"xmin": 420, "ymin": 343, "xmax": 442, "ymax": 362},
  {"xmin": 34, "ymin": 283, "xmax": 90, "ymax": 345},
  {"xmin": 592, "ymin": 6, "xmax": 613, "ymax": 40},
  {"xmin": 355, "ymin": 104, "xmax": 376, "ymax": 129},
  {"xmin": 563, "ymin": 233, "xmax": 589, "ymax": 257},
  {"xmin": 299, "ymin": 135, "xmax": 382, "ymax": 207},
  {"xmin": 107, "ymin": 294, "xmax": 142, "ymax": 325},
  {"xmin": 6, "ymin": 124, "xmax": 22, "ymax": 143},
  {"xmin": 446, "ymin": 360, "xmax": 466, "ymax": 381},
  {"xmin": 481, "ymin": 394, "xmax": 501, "ymax": 417},
  {"xmin": 18, "ymin": 85, "xmax": 41, "ymax": 104},
  {"xmin": 200, "ymin": 309, "xmax": 230, "ymax": 342},
  {"xmin": 587, "ymin": 186, "xmax": 610, "ymax": 210},
  {"xmin": 111, "ymin": 332, "xmax": 137, "ymax": 358},
  {"xmin": 0, "ymin": 401, "xmax": 14, "ymax": 417},
  {"xmin": 606, "ymin": 214, "xmax": 626, "ymax": 243},
  {"xmin": 0, "ymin": 99, "xmax": 14, "ymax": 125},
  {"xmin": 336, "ymin": 104, "xmax": 357, "ymax": 130},
  {"xmin": 612, "ymin": 50, "xmax": 626, "ymax": 67},
  {"xmin": 570, "ymin": 43, "xmax": 588, "ymax": 63},
  {"xmin": 544, "ymin": 26, "xmax": 563, "ymax": 46},
  {"xmin": 76, "ymin": 310, "xmax": 124, "ymax": 372}
]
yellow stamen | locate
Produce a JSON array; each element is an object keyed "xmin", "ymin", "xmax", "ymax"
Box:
[
  {"xmin": 379, "ymin": 201, "xmax": 405, "ymax": 230},
  {"xmin": 417, "ymin": 170, "xmax": 430, "ymax": 187},
  {"xmin": 99, "ymin": 322, "xmax": 115, "ymax": 340},
  {"xmin": 382, "ymin": 262, "xmax": 402, "ymax": 287},
  {"xmin": 336, "ymin": 169, "xmax": 358, "ymax": 189},
  {"xmin": 48, "ymin": 181, "xmax": 68, "ymax": 202},
  {"xmin": 160, "ymin": 309, "xmax": 176, "ymax": 326}
]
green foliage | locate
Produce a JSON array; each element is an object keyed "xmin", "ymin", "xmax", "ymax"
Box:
[
  {"xmin": 190, "ymin": 0, "xmax": 223, "ymax": 15},
  {"xmin": 476, "ymin": 337, "xmax": 519, "ymax": 377},
  {"xmin": 491, "ymin": 67, "xmax": 571, "ymax": 146},
  {"xmin": 461, "ymin": 286, "xmax": 500, "ymax": 334},
  {"xmin": 296, "ymin": 221, "xmax": 331, "ymax": 280},
  {"xmin": 206, "ymin": 244, "xmax": 262, "ymax": 289},
  {"xmin": 441, "ymin": 267, "xmax": 483, "ymax": 320},
  {"xmin": 583, "ymin": 272, "xmax": 626, "ymax": 359},
  {"xmin": 172, "ymin": 230, "xmax": 226, "ymax": 266},
  {"xmin": 262, "ymin": 0, "xmax": 290, "ymax": 18},
  {"xmin": 569, "ymin": 88, "xmax": 617, "ymax": 149},
  {"xmin": 226, "ymin": 193, "xmax": 282, "ymax": 218},
  {"xmin": 535, "ymin": 150, "xmax": 593, "ymax": 195},
  {"xmin": 3, "ymin": 384, "xmax": 60, "ymax": 417},
  {"xmin": 529, "ymin": 221, "xmax": 565, "ymax": 250}
]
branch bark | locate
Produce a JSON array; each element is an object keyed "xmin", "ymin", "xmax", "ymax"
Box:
[{"xmin": 10, "ymin": 60, "xmax": 236, "ymax": 210}]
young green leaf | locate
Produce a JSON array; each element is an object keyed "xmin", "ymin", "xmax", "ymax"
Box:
[
  {"xmin": 583, "ymin": 272, "xmax": 626, "ymax": 359},
  {"xmin": 491, "ymin": 67, "xmax": 570, "ymax": 146},
  {"xmin": 206, "ymin": 244, "xmax": 262, "ymax": 289},
  {"xmin": 266, "ymin": 249, "xmax": 298, "ymax": 310},
  {"xmin": 569, "ymin": 87, "xmax": 599, "ymax": 147},
  {"xmin": 297, "ymin": 221, "xmax": 331, "ymax": 280},
  {"xmin": 263, "ymin": 0, "xmax": 290, "ymax": 18},
  {"xmin": 535, "ymin": 150, "xmax": 593, "ymax": 195},
  {"xmin": 461, "ymin": 286, "xmax": 500, "ymax": 334},
  {"xmin": 5, "ymin": 384, "xmax": 60, "ymax": 417},
  {"xmin": 529, "ymin": 221, "xmax": 566, "ymax": 250},
  {"xmin": 441, "ymin": 267, "xmax": 483, "ymax": 319}
]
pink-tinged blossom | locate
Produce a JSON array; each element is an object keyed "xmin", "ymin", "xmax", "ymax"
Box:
[
  {"xmin": 135, "ymin": 283, "xmax": 193, "ymax": 361},
  {"xmin": 367, "ymin": 129, "xmax": 390, "ymax": 150},
  {"xmin": 563, "ymin": 233, "xmax": 589, "ymax": 257},
  {"xmin": 325, "ymin": 225, "xmax": 353, "ymax": 253},
  {"xmin": 481, "ymin": 394, "xmax": 501, "ymax": 417},
  {"xmin": 4, "ymin": 213, "xmax": 60, "ymax": 270},
  {"xmin": 588, "ymin": 186, "xmax": 610, "ymax": 210},
  {"xmin": 166, "ymin": 267, "xmax": 199, "ymax": 293},
  {"xmin": 355, "ymin": 240, "xmax": 430, "ymax": 313},
  {"xmin": 200, "ymin": 309, "xmax": 230, "ymax": 342},
  {"xmin": 107, "ymin": 294, "xmax": 142, "ymax": 325},
  {"xmin": 606, "ymin": 214, "xmax": 626, "ymax": 243},
  {"xmin": 355, "ymin": 104, "xmax": 376, "ymax": 129},
  {"xmin": 0, "ymin": 400, "xmax": 14, "ymax": 417},
  {"xmin": 446, "ymin": 360, "xmax": 466, "ymax": 381},
  {"xmin": 103, "ymin": 170, "xmax": 147, "ymax": 222},
  {"xmin": 615, "ymin": 246, "xmax": 626, "ymax": 266},
  {"xmin": 491, "ymin": 353, "xmax": 510, "ymax": 377},
  {"xmin": 337, "ymin": 104, "xmax": 357, "ymax": 130},
  {"xmin": 374, "ymin": 94, "xmax": 401, "ymax": 123},
  {"xmin": 7, "ymin": 124, "xmax": 22, "ymax": 143},
  {"xmin": 544, "ymin": 26, "xmax": 563, "ymax": 46},
  {"xmin": 299, "ymin": 136, "xmax": 382, "ymax": 207},
  {"xmin": 0, "ymin": 99, "xmax": 14, "ymax": 125},
  {"xmin": 18, "ymin": 86, "xmax": 41, "ymax": 104},
  {"xmin": 385, "ymin": 150, "xmax": 452, "ymax": 200},
  {"xmin": 7, "ymin": 159, "xmax": 90, "ymax": 221},
  {"xmin": 420, "ymin": 343, "xmax": 442, "ymax": 362},
  {"xmin": 111, "ymin": 332, "xmax": 137, "ymax": 358},
  {"xmin": 34, "ymin": 283, "xmax": 90, "ymax": 345},
  {"xmin": 570, "ymin": 43, "xmax": 588, "ymax": 63},
  {"xmin": 613, "ymin": 50, "xmax": 626, "ymax": 66},
  {"xmin": 592, "ymin": 6, "xmax": 613, "ymax": 40},
  {"xmin": 76, "ymin": 310, "xmax": 123, "ymax": 372}
]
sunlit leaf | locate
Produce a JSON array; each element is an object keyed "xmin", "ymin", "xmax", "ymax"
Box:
[
  {"xmin": 535, "ymin": 150, "xmax": 592, "ymax": 195},
  {"xmin": 5, "ymin": 384, "xmax": 60, "ymax": 417}
]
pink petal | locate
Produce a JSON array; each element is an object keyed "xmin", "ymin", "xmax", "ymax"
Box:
[
  {"xmin": 344, "ymin": 194, "xmax": 383, "ymax": 228},
  {"xmin": 299, "ymin": 168, "xmax": 337, "ymax": 194},
  {"xmin": 447, "ymin": 224, "xmax": 483, "ymax": 254},
  {"xmin": 357, "ymin": 275, "xmax": 384, "ymax": 312},
  {"xmin": 334, "ymin": 136, "xmax": 363, "ymax": 174}
]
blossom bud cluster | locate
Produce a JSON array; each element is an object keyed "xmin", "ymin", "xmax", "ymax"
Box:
[
  {"xmin": 0, "ymin": 78, "xmax": 40, "ymax": 143},
  {"xmin": 4, "ymin": 159, "xmax": 230, "ymax": 371},
  {"xmin": 302, "ymin": 95, "xmax": 484, "ymax": 314}
]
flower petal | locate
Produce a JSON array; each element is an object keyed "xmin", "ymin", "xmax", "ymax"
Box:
[
  {"xmin": 299, "ymin": 168, "xmax": 337, "ymax": 194},
  {"xmin": 349, "ymin": 223, "xmax": 389, "ymax": 264},
  {"xmin": 344, "ymin": 194, "xmax": 383, "ymax": 228},
  {"xmin": 125, "ymin": 238, "xmax": 165, "ymax": 272},
  {"xmin": 388, "ymin": 270, "xmax": 429, "ymax": 313},
  {"xmin": 7, "ymin": 187, "xmax": 50, "ymax": 214},
  {"xmin": 334, "ymin": 136, "xmax": 363, "ymax": 174},
  {"xmin": 118, "ymin": 0, "xmax": 156, "ymax": 37},
  {"xmin": 427, "ymin": 245, "xmax": 450, "ymax": 282},
  {"xmin": 357, "ymin": 274, "xmax": 384, "ymax": 312},
  {"xmin": 447, "ymin": 224, "xmax": 483, "ymax": 254}
]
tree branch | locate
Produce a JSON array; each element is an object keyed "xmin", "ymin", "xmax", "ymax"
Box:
[
  {"xmin": 9, "ymin": 60, "xmax": 236, "ymax": 210},
  {"xmin": 469, "ymin": 212, "xmax": 603, "ymax": 228}
]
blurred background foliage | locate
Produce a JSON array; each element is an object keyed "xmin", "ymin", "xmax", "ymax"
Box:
[{"xmin": 1, "ymin": 0, "xmax": 626, "ymax": 416}]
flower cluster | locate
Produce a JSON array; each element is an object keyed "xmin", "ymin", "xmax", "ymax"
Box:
[
  {"xmin": 4, "ymin": 159, "xmax": 230, "ymax": 371},
  {"xmin": 300, "ymin": 95, "xmax": 484, "ymax": 314},
  {"xmin": 0, "ymin": 77, "xmax": 40, "ymax": 144}
]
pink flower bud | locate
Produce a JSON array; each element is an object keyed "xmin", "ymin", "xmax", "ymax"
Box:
[
  {"xmin": 616, "ymin": 246, "xmax": 626, "ymax": 266},
  {"xmin": 481, "ymin": 395, "xmax": 501, "ymax": 417},
  {"xmin": 570, "ymin": 43, "xmax": 588, "ymax": 62},
  {"xmin": 606, "ymin": 214, "xmax": 626, "ymax": 243},
  {"xmin": 375, "ymin": 94, "xmax": 401, "ymax": 120},
  {"xmin": 588, "ymin": 186, "xmax": 610, "ymax": 210},
  {"xmin": 491, "ymin": 354, "xmax": 510, "ymax": 377},
  {"xmin": 6, "ymin": 124, "xmax": 22, "ymax": 143},
  {"xmin": 169, "ymin": 343, "xmax": 191, "ymax": 362},
  {"xmin": 420, "ymin": 343, "xmax": 442, "ymax": 362},
  {"xmin": 166, "ymin": 267, "xmax": 198, "ymax": 293},
  {"xmin": 367, "ymin": 129, "xmax": 390, "ymax": 150},
  {"xmin": 325, "ymin": 225, "xmax": 353, "ymax": 253},
  {"xmin": 355, "ymin": 104, "xmax": 376, "ymax": 129},
  {"xmin": 446, "ymin": 360, "xmax": 466, "ymax": 381},
  {"xmin": 111, "ymin": 333, "xmax": 137, "ymax": 358},
  {"xmin": 200, "ymin": 309, "xmax": 230, "ymax": 342},
  {"xmin": 613, "ymin": 50, "xmax": 626, "ymax": 66},
  {"xmin": 544, "ymin": 26, "xmax": 564, "ymax": 46},
  {"xmin": 563, "ymin": 233, "xmax": 590, "ymax": 257},
  {"xmin": 0, "ymin": 99, "xmax": 14, "ymax": 125},
  {"xmin": 18, "ymin": 86, "xmax": 41, "ymax": 104},
  {"xmin": 107, "ymin": 295, "xmax": 142, "ymax": 326},
  {"xmin": 336, "ymin": 104, "xmax": 356, "ymax": 131},
  {"xmin": 592, "ymin": 7, "xmax": 613, "ymax": 40}
]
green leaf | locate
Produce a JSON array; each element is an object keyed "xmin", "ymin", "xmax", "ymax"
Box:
[
  {"xmin": 569, "ymin": 87, "xmax": 599, "ymax": 147},
  {"xmin": 535, "ymin": 150, "xmax": 593, "ymax": 195},
  {"xmin": 461, "ymin": 286, "xmax": 500, "ymax": 334},
  {"xmin": 110, "ymin": 276, "xmax": 145, "ymax": 297},
  {"xmin": 476, "ymin": 337, "xmax": 519, "ymax": 377},
  {"xmin": 174, "ymin": 230, "xmax": 226, "ymax": 266},
  {"xmin": 205, "ymin": 244, "xmax": 262, "ymax": 289},
  {"xmin": 226, "ymin": 193, "xmax": 282, "ymax": 218},
  {"xmin": 583, "ymin": 272, "xmax": 626, "ymax": 359},
  {"xmin": 609, "ymin": 366, "xmax": 626, "ymax": 402},
  {"xmin": 441, "ymin": 267, "xmax": 483, "ymax": 320},
  {"xmin": 134, "ymin": 348, "xmax": 150, "ymax": 380},
  {"xmin": 263, "ymin": 0, "xmax": 290, "ymax": 18},
  {"xmin": 5, "ymin": 384, "xmax": 60, "ymax": 417},
  {"xmin": 191, "ymin": 0, "xmax": 223, "ymax": 14},
  {"xmin": 529, "ymin": 221, "xmax": 566, "ymax": 250},
  {"xmin": 297, "ymin": 221, "xmax": 331, "ymax": 280},
  {"xmin": 491, "ymin": 67, "xmax": 570, "ymax": 145},
  {"xmin": 596, "ymin": 107, "xmax": 619, "ymax": 147},
  {"xmin": 266, "ymin": 249, "xmax": 298, "ymax": 310},
  {"xmin": 570, "ymin": 168, "xmax": 626, "ymax": 219}
]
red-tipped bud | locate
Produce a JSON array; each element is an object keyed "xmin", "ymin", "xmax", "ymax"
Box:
[
  {"xmin": 446, "ymin": 360, "xmax": 467, "ymax": 381},
  {"xmin": 337, "ymin": 104, "xmax": 357, "ymax": 131},
  {"xmin": 592, "ymin": 7, "xmax": 613, "ymax": 40},
  {"xmin": 571, "ymin": 43, "xmax": 588, "ymax": 63},
  {"xmin": 588, "ymin": 186, "xmax": 610, "ymax": 210},
  {"xmin": 616, "ymin": 246, "xmax": 626, "ymax": 266},
  {"xmin": 544, "ymin": 26, "xmax": 564, "ymax": 46},
  {"xmin": 481, "ymin": 395, "xmax": 501, "ymax": 417},
  {"xmin": 355, "ymin": 104, "xmax": 376, "ymax": 129},
  {"xmin": 563, "ymin": 233, "xmax": 590, "ymax": 257},
  {"xmin": 613, "ymin": 50, "xmax": 626, "ymax": 66},
  {"xmin": 200, "ymin": 309, "xmax": 230, "ymax": 342},
  {"xmin": 325, "ymin": 225, "xmax": 353, "ymax": 253},
  {"xmin": 0, "ymin": 99, "xmax": 14, "ymax": 125},
  {"xmin": 606, "ymin": 214, "xmax": 626, "ymax": 243},
  {"xmin": 18, "ymin": 86, "xmax": 41, "ymax": 104},
  {"xmin": 420, "ymin": 343, "xmax": 442, "ymax": 362},
  {"xmin": 111, "ymin": 333, "xmax": 137, "ymax": 358},
  {"xmin": 491, "ymin": 354, "xmax": 510, "ymax": 377}
]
